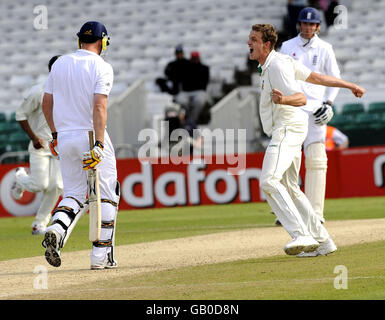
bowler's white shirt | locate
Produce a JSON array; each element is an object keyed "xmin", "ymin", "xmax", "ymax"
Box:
[
  {"xmin": 280, "ymin": 34, "xmax": 340, "ymax": 111},
  {"xmin": 16, "ymin": 79, "xmax": 52, "ymax": 141},
  {"xmin": 45, "ymin": 49, "xmax": 113, "ymax": 133},
  {"xmin": 259, "ymin": 50, "xmax": 311, "ymax": 137}
]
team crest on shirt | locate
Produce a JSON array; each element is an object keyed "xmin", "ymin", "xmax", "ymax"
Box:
[{"xmin": 312, "ymin": 55, "xmax": 318, "ymax": 65}]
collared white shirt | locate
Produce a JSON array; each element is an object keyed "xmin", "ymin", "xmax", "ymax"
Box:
[
  {"xmin": 45, "ymin": 49, "xmax": 113, "ymax": 133},
  {"xmin": 280, "ymin": 34, "xmax": 341, "ymax": 111},
  {"xmin": 259, "ymin": 50, "xmax": 311, "ymax": 137},
  {"xmin": 16, "ymin": 79, "xmax": 52, "ymax": 141}
]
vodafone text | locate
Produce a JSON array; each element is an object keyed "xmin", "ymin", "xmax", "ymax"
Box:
[{"xmin": 121, "ymin": 161, "xmax": 265, "ymax": 207}]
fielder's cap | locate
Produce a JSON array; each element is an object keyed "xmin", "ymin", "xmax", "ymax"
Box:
[
  {"xmin": 77, "ymin": 21, "xmax": 109, "ymax": 44},
  {"xmin": 175, "ymin": 44, "xmax": 184, "ymax": 53},
  {"xmin": 190, "ymin": 51, "xmax": 200, "ymax": 58},
  {"xmin": 298, "ymin": 7, "xmax": 321, "ymax": 24}
]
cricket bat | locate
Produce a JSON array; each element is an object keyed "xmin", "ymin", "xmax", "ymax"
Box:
[{"xmin": 88, "ymin": 130, "xmax": 101, "ymax": 242}]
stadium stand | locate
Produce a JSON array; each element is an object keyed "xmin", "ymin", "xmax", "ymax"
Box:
[{"xmin": 1, "ymin": 0, "xmax": 384, "ymax": 161}]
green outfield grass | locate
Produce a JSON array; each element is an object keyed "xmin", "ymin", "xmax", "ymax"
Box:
[
  {"xmin": 0, "ymin": 196, "xmax": 384, "ymax": 261},
  {"xmin": 25, "ymin": 240, "xmax": 385, "ymax": 300}
]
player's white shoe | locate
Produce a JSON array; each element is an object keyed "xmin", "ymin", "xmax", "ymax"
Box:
[
  {"xmin": 91, "ymin": 252, "xmax": 117, "ymax": 270},
  {"xmin": 91, "ymin": 259, "xmax": 118, "ymax": 270},
  {"xmin": 43, "ymin": 229, "xmax": 62, "ymax": 267},
  {"xmin": 296, "ymin": 238, "xmax": 337, "ymax": 258},
  {"xmin": 284, "ymin": 235, "xmax": 320, "ymax": 256}
]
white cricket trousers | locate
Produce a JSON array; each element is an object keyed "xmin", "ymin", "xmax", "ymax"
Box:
[
  {"xmin": 17, "ymin": 142, "xmax": 62, "ymax": 228},
  {"xmin": 303, "ymin": 109, "xmax": 327, "ymax": 149},
  {"xmin": 303, "ymin": 109, "xmax": 328, "ymax": 218},
  {"xmin": 53, "ymin": 129, "xmax": 118, "ymax": 263},
  {"xmin": 57, "ymin": 130, "xmax": 117, "ymax": 204},
  {"xmin": 259, "ymin": 124, "xmax": 329, "ymax": 243}
]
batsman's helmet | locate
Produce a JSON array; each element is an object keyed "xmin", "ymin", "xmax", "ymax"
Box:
[
  {"xmin": 77, "ymin": 21, "xmax": 110, "ymax": 50},
  {"xmin": 298, "ymin": 7, "xmax": 321, "ymax": 24}
]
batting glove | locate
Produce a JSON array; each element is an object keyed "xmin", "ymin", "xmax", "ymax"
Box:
[
  {"xmin": 313, "ymin": 102, "xmax": 334, "ymax": 126},
  {"xmin": 82, "ymin": 140, "xmax": 104, "ymax": 170},
  {"xmin": 49, "ymin": 132, "xmax": 59, "ymax": 158}
]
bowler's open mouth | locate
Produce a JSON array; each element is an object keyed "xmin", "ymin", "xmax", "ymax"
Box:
[{"xmin": 249, "ymin": 48, "xmax": 253, "ymax": 53}]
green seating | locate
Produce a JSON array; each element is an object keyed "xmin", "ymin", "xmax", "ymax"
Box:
[
  {"xmin": 328, "ymin": 114, "xmax": 354, "ymax": 129},
  {"xmin": 9, "ymin": 132, "xmax": 28, "ymax": 142},
  {"xmin": 0, "ymin": 113, "xmax": 7, "ymax": 123},
  {"xmin": 9, "ymin": 132, "xmax": 29, "ymax": 150},
  {"xmin": 344, "ymin": 112, "xmax": 385, "ymax": 146},
  {"xmin": 341, "ymin": 103, "xmax": 365, "ymax": 116},
  {"xmin": 368, "ymin": 102, "xmax": 385, "ymax": 115},
  {"xmin": 354, "ymin": 113, "xmax": 379, "ymax": 126},
  {"xmin": 0, "ymin": 134, "xmax": 8, "ymax": 153},
  {"xmin": 0, "ymin": 122, "xmax": 19, "ymax": 134},
  {"xmin": 8, "ymin": 112, "xmax": 16, "ymax": 122}
]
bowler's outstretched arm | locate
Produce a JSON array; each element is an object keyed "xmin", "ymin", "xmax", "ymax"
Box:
[{"xmin": 306, "ymin": 72, "xmax": 365, "ymax": 98}]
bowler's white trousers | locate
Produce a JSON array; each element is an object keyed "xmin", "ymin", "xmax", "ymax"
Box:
[
  {"xmin": 17, "ymin": 141, "xmax": 62, "ymax": 228},
  {"xmin": 259, "ymin": 121, "xmax": 329, "ymax": 242}
]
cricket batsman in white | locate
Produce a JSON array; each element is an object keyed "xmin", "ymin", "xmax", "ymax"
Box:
[
  {"xmin": 42, "ymin": 21, "xmax": 120, "ymax": 269},
  {"xmin": 12, "ymin": 55, "xmax": 63, "ymax": 235},
  {"xmin": 248, "ymin": 24, "xmax": 365, "ymax": 257},
  {"xmin": 280, "ymin": 7, "xmax": 340, "ymax": 223}
]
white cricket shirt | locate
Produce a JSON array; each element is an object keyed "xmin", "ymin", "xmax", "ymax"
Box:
[
  {"xmin": 280, "ymin": 34, "xmax": 341, "ymax": 111},
  {"xmin": 16, "ymin": 79, "xmax": 52, "ymax": 141},
  {"xmin": 45, "ymin": 49, "xmax": 113, "ymax": 132},
  {"xmin": 259, "ymin": 50, "xmax": 312, "ymax": 137}
]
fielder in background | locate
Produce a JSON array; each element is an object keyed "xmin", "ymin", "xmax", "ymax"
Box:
[
  {"xmin": 11, "ymin": 55, "xmax": 63, "ymax": 235},
  {"xmin": 42, "ymin": 21, "xmax": 120, "ymax": 270},
  {"xmin": 248, "ymin": 24, "xmax": 365, "ymax": 257},
  {"xmin": 280, "ymin": 7, "xmax": 340, "ymax": 223}
]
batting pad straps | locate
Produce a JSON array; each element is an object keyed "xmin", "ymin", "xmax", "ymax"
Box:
[
  {"xmin": 52, "ymin": 206, "xmax": 76, "ymax": 231},
  {"xmin": 92, "ymin": 220, "xmax": 115, "ymax": 247},
  {"xmin": 66, "ymin": 196, "xmax": 84, "ymax": 208},
  {"xmin": 101, "ymin": 220, "xmax": 115, "ymax": 229},
  {"xmin": 93, "ymin": 240, "xmax": 113, "ymax": 247},
  {"xmin": 84, "ymin": 199, "xmax": 117, "ymax": 207},
  {"xmin": 101, "ymin": 199, "xmax": 118, "ymax": 207}
]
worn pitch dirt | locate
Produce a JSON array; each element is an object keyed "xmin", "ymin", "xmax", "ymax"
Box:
[{"xmin": 1, "ymin": 218, "xmax": 385, "ymax": 299}]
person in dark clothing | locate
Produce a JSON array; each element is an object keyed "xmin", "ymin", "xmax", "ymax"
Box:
[
  {"xmin": 174, "ymin": 51, "xmax": 210, "ymax": 124},
  {"xmin": 324, "ymin": 0, "xmax": 339, "ymax": 28},
  {"xmin": 287, "ymin": 0, "xmax": 307, "ymax": 38},
  {"xmin": 156, "ymin": 45, "xmax": 190, "ymax": 95}
]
